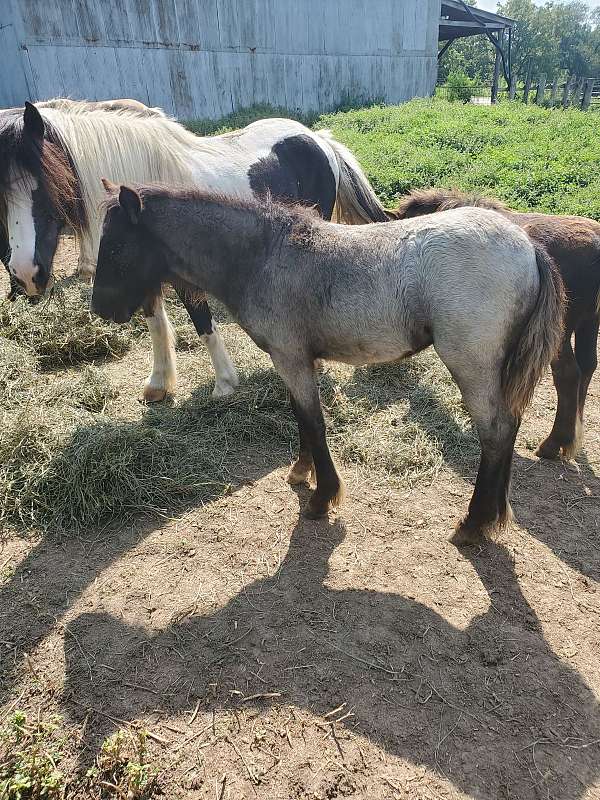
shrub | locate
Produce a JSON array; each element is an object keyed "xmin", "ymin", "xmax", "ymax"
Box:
[{"xmin": 445, "ymin": 71, "xmax": 477, "ymax": 102}]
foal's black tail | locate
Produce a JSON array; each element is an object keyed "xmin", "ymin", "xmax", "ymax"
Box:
[
  {"xmin": 502, "ymin": 243, "xmax": 565, "ymax": 418},
  {"xmin": 315, "ymin": 129, "xmax": 392, "ymax": 224}
]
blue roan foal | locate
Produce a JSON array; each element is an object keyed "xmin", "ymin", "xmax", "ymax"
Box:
[{"xmin": 92, "ymin": 185, "xmax": 564, "ymax": 544}]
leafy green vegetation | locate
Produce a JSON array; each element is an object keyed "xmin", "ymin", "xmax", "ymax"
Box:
[
  {"xmin": 318, "ymin": 99, "xmax": 600, "ymax": 216},
  {"xmin": 86, "ymin": 729, "xmax": 157, "ymax": 799},
  {"xmin": 439, "ymin": 0, "xmax": 600, "ymax": 83},
  {"xmin": 444, "ymin": 71, "xmax": 477, "ymax": 103},
  {"xmin": 0, "ymin": 712, "xmax": 66, "ymax": 799},
  {"xmin": 0, "ymin": 711, "xmax": 158, "ymax": 799}
]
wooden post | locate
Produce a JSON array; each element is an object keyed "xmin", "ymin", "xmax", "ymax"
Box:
[
  {"xmin": 562, "ymin": 75, "xmax": 574, "ymax": 108},
  {"xmin": 509, "ymin": 75, "xmax": 517, "ymax": 100},
  {"xmin": 574, "ymin": 76, "xmax": 585, "ymax": 106},
  {"xmin": 535, "ymin": 73, "xmax": 546, "ymax": 105},
  {"xmin": 582, "ymin": 77, "xmax": 595, "ymax": 110},
  {"xmin": 523, "ymin": 62, "xmax": 532, "ymax": 103},
  {"xmin": 550, "ymin": 75, "xmax": 559, "ymax": 105},
  {"xmin": 491, "ymin": 43, "xmax": 501, "ymax": 104}
]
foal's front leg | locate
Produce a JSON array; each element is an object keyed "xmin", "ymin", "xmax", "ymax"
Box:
[
  {"xmin": 174, "ymin": 288, "xmax": 239, "ymax": 398},
  {"xmin": 142, "ymin": 295, "xmax": 177, "ymax": 403},
  {"xmin": 286, "ymin": 396, "xmax": 315, "ymax": 485},
  {"xmin": 273, "ymin": 355, "xmax": 345, "ymax": 517}
]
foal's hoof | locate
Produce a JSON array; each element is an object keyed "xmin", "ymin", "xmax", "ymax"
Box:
[
  {"xmin": 287, "ymin": 463, "xmax": 314, "ymax": 486},
  {"xmin": 140, "ymin": 385, "xmax": 170, "ymax": 404},
  {"xmin": 304, "ymin": 495, "xmax": 330, "ymax": 519},
  {"xmin": 535, "ymin": 439, "xmax": 561, "ymax": 460},
  {"xmin": 451, "ymin": 518, "xmax": 485, "ymax": 547}
]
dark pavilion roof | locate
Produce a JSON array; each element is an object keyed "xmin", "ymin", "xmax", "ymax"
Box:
[{"xmin": 439, "ymin": 0, "xmax": 515, "ymax": 42}]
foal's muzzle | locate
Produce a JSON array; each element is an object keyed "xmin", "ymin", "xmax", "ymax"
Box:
[{"xmin": 91, "ymin": 288, "xmax": 134, "ymax": 324}]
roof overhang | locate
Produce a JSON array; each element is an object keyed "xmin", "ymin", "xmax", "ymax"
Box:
[{"xmin": 439, "ymin": 0, "xmax": 515, "ymax": 41}]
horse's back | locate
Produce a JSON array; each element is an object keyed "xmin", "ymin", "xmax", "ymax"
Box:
[{"xmin": 226, "ymin": 118, "xmax": 339, "ymax": 219}]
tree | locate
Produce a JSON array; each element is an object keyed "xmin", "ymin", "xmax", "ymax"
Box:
[
  {"xmin": 497, "ymin": 0, "xmax": 560, "ymax": 78},
  {"xmin": 439, "ymin": 0, "xmax": 600, "ymax": 84}
]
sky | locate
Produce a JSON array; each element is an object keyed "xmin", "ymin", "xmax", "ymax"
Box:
[{"xmin": 476, "ymin": 0, "xmax": 600, "ymax": 10}]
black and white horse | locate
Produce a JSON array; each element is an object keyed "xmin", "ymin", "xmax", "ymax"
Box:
[{"xmin": 0, "ymin": 100, "xmax": 389, "ymax": 400}]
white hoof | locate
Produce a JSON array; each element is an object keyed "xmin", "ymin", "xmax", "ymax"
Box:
[{"xmin": 212, "ymin": 379, "xmax": 237, "ymax": 398}]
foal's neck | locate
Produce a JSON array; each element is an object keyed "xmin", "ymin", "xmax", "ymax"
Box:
[{"xmin": 145, "ymin": 195, "xmax": 269, "ymax": 308}]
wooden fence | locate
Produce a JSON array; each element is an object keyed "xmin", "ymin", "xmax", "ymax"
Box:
[
  {"xmin": 507, "ymin": 72, "xmax": 597, "ymax": 110},
  {"xmin": 437, "ymin": 74, "xmax": 599, "ymax": 110}
]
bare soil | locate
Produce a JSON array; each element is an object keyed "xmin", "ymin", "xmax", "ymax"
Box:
[{"xmin": 1, "ymin": 240, "xmax": 599, "ymax": 799}]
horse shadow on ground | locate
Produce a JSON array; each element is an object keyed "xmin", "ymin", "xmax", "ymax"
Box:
[
  {"xmin": 343, "ymin": 361, "xmax": 600, "ymax": 584},
  {"xmin": 62, "ymin": 516, "xmax": 600, "ymax": 799}
]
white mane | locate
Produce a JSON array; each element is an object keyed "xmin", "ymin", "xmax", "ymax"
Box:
[{"xmin": 38, "ymin": 101, "xmax": 238, "ymax": 243}]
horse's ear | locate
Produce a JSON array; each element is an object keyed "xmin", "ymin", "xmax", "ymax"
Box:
[
  {"xmin": 101, "ymin": 178, "xmax": 118, "ymax": 194},
  {"xmin": 119, "ymin": 185, "xmax": 143, "ymax": 225},
  {"xmin": 23, "ymin": 102, "xmax": 45, "ymax": 141}
]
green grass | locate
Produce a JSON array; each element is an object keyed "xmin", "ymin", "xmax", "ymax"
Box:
[
  {"xmin": 0, "ymin": 711, "xmax": 67, "ymax": 799},
  {"xmin": 317, "ymin": 99, "xmax": 600, "ymax": 215}
]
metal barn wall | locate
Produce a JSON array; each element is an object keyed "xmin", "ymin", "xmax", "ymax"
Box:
[{"xmin": 1, "ymin": 0, "xmax": 441, "ymax": 119}]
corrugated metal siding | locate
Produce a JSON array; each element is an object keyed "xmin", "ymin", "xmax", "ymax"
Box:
[{"xmin": 2, "ymin": 0, "xmax": 440, "ymax": 118}]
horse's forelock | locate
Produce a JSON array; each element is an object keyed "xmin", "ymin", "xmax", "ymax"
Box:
[
  {"xmin": 39, "ymin": 131, "xmax": 87, "ymax": 232},
  {"xmin": 0, "ymin": 113, "xmax": 29, "ymax": 193}
]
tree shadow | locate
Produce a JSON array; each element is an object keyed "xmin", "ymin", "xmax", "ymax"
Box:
[
  {"xmin": 343, "ymin": 360, "xmax": 600, "ymax": 584},
  {"xmin": 62, "ymin": 517, "xmax": 600, "ymax": 799}
]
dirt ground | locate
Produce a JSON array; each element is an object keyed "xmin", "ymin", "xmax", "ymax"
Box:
[{"xmin": 1, "ymin": 240, "xmax": 599, "ymax": 800}]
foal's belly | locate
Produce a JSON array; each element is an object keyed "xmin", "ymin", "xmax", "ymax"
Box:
[
  {"xmin": 323, "ymin": 348, "xmax": 418, "ymax": 367},
  {"xmin": 314, "ymin": 324, "xmax": 432, "ymax": 367},
  {"xmin": 317, "ymin": 338, "xmax": 425, "ymax": 367}
]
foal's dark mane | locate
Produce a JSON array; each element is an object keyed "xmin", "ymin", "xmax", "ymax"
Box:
[
  {"xmin": 0, "ymin": 111, "xmax": 86, "ymax": 232},
  {"xmin": 394, "ymin": 188, "xmax": 509, "ymax": 219},
  {"xmin": 106, "ymin": 184, "xmax": 321, "ymax": 245}
]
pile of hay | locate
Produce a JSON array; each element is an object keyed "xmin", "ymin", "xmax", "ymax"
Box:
[{"xmin": 0, "ymin": 283, "xmax": 133, "ymax": 368}]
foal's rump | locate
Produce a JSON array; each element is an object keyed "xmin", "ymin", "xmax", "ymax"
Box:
[{"xmin": 415, "ymin": 208, "xmax": 564, "ymax": 416}]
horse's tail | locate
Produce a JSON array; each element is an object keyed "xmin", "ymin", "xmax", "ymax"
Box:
[
  {"xmin": 315, "ymin": 129, "xmax": 391, "ymax": 224},
  {"xmin": 502, "ymin": 243, "xmax": 565, "ymax": 418}
]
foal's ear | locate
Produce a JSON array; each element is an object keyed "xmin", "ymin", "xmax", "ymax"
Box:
[
  {"xmin": 119, "ymin": 185, "xmax": 143, "ymax": 225},
  {"xmin": 23, "ymin": 101, "xmax": 45, "ymax": 141},
  {"xmin": 101, "ymin": 177, "xmax": 118, "ymax": 194}
]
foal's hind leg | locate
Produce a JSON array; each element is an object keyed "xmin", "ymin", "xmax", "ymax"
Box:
[
  {"xmin": 174, "ymin": 288, "xmax": 239, "ymax": 398},
  {"xmin": 536, "ymin": 334, "xmax": 581, "ymax": 460},
  {"xmin": 272, "ymin": 355, "xmax": 344, "ymax": 517},
  {"xmin": 141, "ymin": 295, "xmax": 177, "ymax": 403},
  {"xmin": 434, "ymin": 344, "xmax": 519, "ymax": 544},
  {"xmin": 453, "ymin": 395, "xmax": 519, "ymax": 544},
  {"xmin": 453, "ymin": 395, "xmax": 520, "ymax": 546}
]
